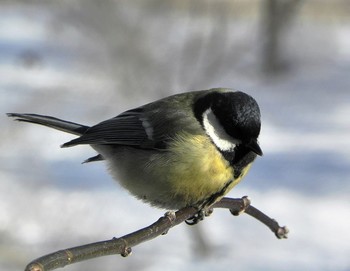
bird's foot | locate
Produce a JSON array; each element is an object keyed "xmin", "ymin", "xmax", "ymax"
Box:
[{"xmin": 185, "ymin": 207, "xmax": 213, "ymax": 225}]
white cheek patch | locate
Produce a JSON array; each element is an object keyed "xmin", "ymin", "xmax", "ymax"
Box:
[
  {"xmin": 140, "ymin": 118, "xmax": 154, "ymax": 140},
  {"xmin": 202, "ymin": 109, "xmax": 240, "ymax": 151}
]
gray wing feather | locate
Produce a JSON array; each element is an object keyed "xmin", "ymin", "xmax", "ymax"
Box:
[
  {"xmin": 62, "ymin": 110, "xmax": 151, "ymax": 148},
  {"xmin": 62, "ymin": 91, "xmax": 205, "ymax": 149}
]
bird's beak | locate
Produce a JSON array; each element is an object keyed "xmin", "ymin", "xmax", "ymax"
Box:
[{"xmin": 246, "ymin": 139, "xmax": 263, "ymax": 156}]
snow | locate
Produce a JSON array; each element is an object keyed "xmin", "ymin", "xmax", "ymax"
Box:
[{"xmin": 1, "ymin": 2, "xmax": 350, "ymax": 271}]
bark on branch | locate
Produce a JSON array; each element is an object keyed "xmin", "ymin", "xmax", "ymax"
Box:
[{"xmin": 25, "ymin": 196, "xmax": 289, "ymax": 271}]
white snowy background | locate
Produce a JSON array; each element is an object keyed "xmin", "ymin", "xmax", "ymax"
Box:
[{"xmin": 1, "ymin": 1, "xmax": 350, "ymax": 271}]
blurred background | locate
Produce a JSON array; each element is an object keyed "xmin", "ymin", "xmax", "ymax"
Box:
[{"xmin": 1, "ymin": 1, "xmax": 350, "ymax": 270}]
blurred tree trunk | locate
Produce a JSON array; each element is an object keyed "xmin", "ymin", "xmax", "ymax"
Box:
[{"xmin": 261, "ymin": 0, "xmax": 302, "ymax": 74}]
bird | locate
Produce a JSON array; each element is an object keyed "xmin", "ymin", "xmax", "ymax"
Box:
[{"xmin": 8, "ymin": 88, "xmax": 262, "ymax": 218}]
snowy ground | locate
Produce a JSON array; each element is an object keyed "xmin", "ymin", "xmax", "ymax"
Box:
[{"xmin": 1, "ymin": 2, "xmax": 350, "ymax": 271}]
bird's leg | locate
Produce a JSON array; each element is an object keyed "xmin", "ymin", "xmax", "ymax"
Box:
[{"xmin": 185, "ymin": 207, "xmax": 213, "ymax": 225}]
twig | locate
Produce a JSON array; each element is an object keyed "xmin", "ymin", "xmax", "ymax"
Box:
[
  {"xmin": 214, "ymin": 197, "xmax": 289, "ymax": 239},
  {"xmin": 25, "ymin": 196, "xmax": 288, "ymax": 271}
]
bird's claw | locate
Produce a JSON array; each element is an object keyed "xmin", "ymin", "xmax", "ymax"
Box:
[{"xmin": 185, "ymin": 208, "xmax": 213, "ymax": 225}]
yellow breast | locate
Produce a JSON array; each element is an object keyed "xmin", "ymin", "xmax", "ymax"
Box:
[
  {"xmin": 108, "ymin": 132, "xmax": 254, "ymax": 209},
  {"xmin": 165, "ymin": 134, "xmax": 237, "ymax": 206}
]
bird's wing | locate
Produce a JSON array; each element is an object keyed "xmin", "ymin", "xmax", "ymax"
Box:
[
  {"xmin": 62, "ymin": 92, "xmax": 204, "ymax": 150},
  {"xmin": 62, "ymin": 108, "xmax": 155, "ymax": 148}
]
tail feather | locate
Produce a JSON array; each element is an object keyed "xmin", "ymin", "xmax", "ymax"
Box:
[{"xmin": 7, "ymin": 113, "xmax": 89, "ymax": 136}]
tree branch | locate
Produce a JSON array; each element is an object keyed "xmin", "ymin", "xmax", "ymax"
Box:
[{"xmin": 25, "ymin": 196, "xmax": 289, "ymax": 271}]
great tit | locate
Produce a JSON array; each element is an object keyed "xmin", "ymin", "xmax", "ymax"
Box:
[{"xmin": 8, "ymin": 88, "xmax": 262, "ymax": 211}]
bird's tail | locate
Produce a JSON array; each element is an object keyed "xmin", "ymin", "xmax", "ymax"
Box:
[{"xmin": 7, "ymin": 113, "xmax": 89, "ymax": 136}]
